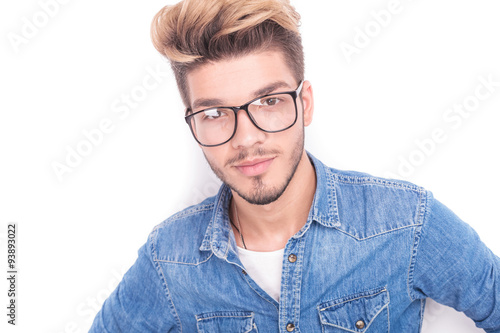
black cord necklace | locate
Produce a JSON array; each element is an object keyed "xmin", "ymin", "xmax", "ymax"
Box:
[{"xmin": 231, "ymin": 202, "xmax": 247, "ymax": 249}]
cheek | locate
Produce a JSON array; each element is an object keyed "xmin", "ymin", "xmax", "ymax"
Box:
[
  {"xmin": 202, "ymin": 147, "xmax": 227, "ymax": 167},
  {"xmin": 283, "ymin": 123, "xmax": 304, "ymax": 144}
]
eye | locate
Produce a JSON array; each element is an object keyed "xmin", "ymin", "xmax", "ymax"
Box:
[
  {"xmin": 260, "ymin": 97, "xmax": 281, "ymax": 106},
  {"xmin": 202, "ymin": 109, "xmax": 227, "ymax": 120}
]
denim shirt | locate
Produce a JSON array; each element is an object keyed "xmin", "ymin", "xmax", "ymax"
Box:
[{"xmin": 90, "ymin": 153, "xmax": 500, "ymax": 332}]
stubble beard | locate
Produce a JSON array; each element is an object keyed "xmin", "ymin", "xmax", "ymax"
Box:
[{"xmin": 203, "ymin": 131, "xmax": 305, "ymax": 206}]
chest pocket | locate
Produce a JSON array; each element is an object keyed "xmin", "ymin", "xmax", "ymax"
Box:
[
  {"xmin": 318, "ymin": 287, "xmax": 389, "ymax": 332},
  {"xmin": 196, "ymin": 311, "xmax": 258, "ymax": 333}
]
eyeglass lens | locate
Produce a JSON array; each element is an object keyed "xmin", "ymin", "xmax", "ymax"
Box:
[{"xmin": 188, "ymin": 92, "xmax": 297, "ymax": 146}]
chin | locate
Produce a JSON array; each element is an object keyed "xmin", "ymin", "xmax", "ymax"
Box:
[{"xmin": 233, "ymin": 179, "xmax": 286, "ymax": 205}]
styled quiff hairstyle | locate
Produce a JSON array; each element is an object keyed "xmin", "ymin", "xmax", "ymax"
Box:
[{"xmin": 151, "ymin": 0, "xmax": 304, "ymax": 107}]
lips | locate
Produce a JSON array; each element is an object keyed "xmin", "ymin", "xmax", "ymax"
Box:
[{"xmin": 235, "ymin": 157, "xmax": 275, "ymax": 177}]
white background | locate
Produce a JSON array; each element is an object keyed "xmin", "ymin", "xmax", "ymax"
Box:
[{"xmin": 1, "ymin": 0, "xmax": 499, "ymax": 332}]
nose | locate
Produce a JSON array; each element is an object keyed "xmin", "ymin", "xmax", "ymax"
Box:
[{"xmin": 230, "ymin": 108, "xmax": 266, "ymax": 149}]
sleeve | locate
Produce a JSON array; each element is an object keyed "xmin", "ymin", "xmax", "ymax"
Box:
[
  {"xmin": 411, "ymin": 192, "xmax": 500, "ymax": 332},
  {"xmin": 89, "ymin": 236, "xmax": 179, "ymax": 332}
]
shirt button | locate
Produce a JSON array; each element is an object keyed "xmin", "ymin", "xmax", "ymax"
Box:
[
  {"xmin": 355, "ymin": 320, "xmax": 365, "ymax": 329},
  {"xmin": 286, "ymin": 323, "xmax": 295, "ymax": 331},
  {"xmin": 288, "ymin": 254, "xmax": 297, "ymax": 263}
]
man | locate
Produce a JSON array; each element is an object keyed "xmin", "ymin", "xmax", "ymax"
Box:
[{"xmin": 90, "ymin": 0, "xmax": 500, "ymax": 331}]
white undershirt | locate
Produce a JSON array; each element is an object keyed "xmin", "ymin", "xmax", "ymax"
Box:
[{"xmin": 237, "ymin": 247, "xmax": 285, "ymax": 301}]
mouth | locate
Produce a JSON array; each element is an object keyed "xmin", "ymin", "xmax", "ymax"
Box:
[{"xmin": 234, "ymin": 157, "xmax": 275, "ymax": 177}]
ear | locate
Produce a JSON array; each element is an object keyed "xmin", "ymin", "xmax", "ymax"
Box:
[{"xmin": 300, "ymin": 80, "xmax": 314, "ymax": 127}]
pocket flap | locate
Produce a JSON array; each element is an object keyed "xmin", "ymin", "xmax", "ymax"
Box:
[
  {"xmin": 318, "ymin": 287, "xmax": 389, "ymax": 332},
  {"xmin": 196, "ymin": 311, "xmax": 256, "ymax": 333}
]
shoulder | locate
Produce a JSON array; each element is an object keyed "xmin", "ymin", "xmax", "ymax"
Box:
[
  {"xmin": 328, "ymin": 167, "xmax": 424, "ymax": 193},
  {"xmin": 326, "ymin": 166, "xmax": 430, "ymax": 240},
  {"xmin": 147, "ymin": 195, "xmax": 218, "ymax": 263}
]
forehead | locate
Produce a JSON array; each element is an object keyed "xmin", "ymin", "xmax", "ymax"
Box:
[{"xmin": 186, "ymin": 51, "xmax": 296, "ymax": 109}]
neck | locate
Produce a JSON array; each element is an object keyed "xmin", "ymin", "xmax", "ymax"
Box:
[{"xmin": 231, "ymin": 151, "xmax": 316, "ymax": 251}]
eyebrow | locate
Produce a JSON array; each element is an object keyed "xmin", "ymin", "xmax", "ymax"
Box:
[{"xmin": 190, "ymin": 80, "xmax": 293, "ymax": 111}]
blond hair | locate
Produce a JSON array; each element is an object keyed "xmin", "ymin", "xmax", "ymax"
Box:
[{"xmin": 151, "ymin": 0, "xmax": 304, "ymax": 107}]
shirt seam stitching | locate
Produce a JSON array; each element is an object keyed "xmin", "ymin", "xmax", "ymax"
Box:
[
  {"xmin": 150, "ymin": 227, "xmax": 183, "ymax": 333},
  {"xmin": 330, "ymin": 174, "xmax": 423, "ymax": 192},
  {"xmin": 407, "ymin": 190, "xmax": 430, "ymax": 302},
  {"xmin": 332, "ymin": 223, "xmax": 422, "ymax": 241},
  {"xmin": 154, "ymin": 254, "xmax": 214, "ymax": 266}
]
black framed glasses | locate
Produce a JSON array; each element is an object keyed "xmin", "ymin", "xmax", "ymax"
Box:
[{"xmin": 184, "ymin": 81, "xmax": 304, "ymax": 147}]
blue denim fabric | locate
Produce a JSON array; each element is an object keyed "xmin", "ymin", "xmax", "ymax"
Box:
[{"xmin": 90, "ymin": 153, "xmax": 500, "ymax": 332}]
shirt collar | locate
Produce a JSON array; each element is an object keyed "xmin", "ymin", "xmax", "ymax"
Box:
[
  {"xmin": 307, "ymin": 152, "xmax": 341, "ymax": 228},
  {"xmin": 200, "ymin": 151, "xmax": 341, "ymax": 258}
]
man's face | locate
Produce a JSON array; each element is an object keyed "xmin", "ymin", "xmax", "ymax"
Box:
[{"xmin": 186, "ymin": 51, "xmax": 313, "ymax": 205}]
